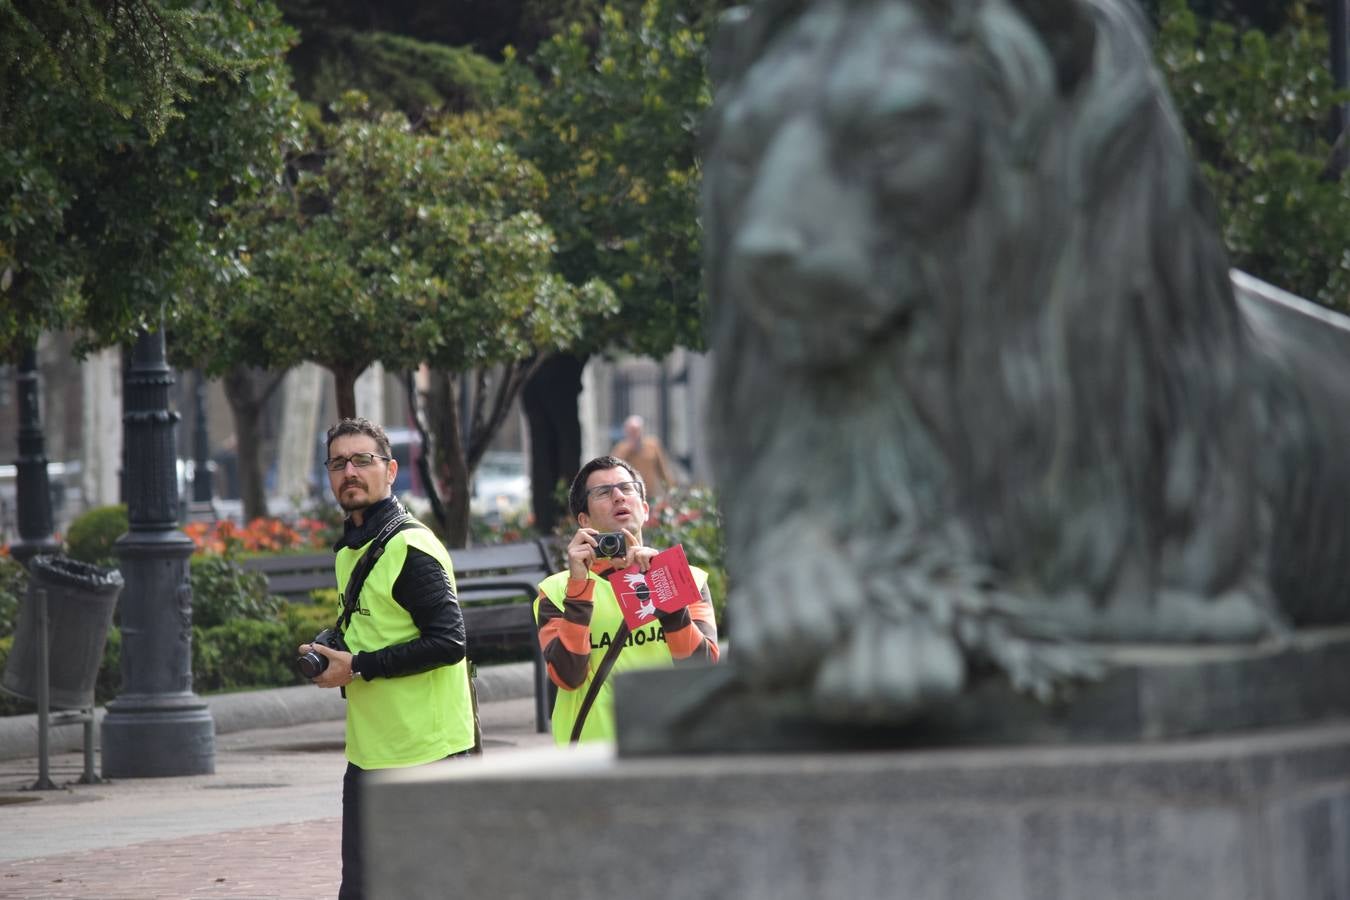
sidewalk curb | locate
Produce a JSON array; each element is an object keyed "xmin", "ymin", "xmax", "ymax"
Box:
[{"xmin": 0, "ymin": 660, "xmax": 534, "ymax": 763}]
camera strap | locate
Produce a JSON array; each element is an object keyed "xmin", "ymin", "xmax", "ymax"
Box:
[
  {"xmin": 569, "ymin": 620, "xmax": 631, "ymax": 744},
  {"xmin": 335, "ymin": 511, "xmax": 419, "ymax": 634}
]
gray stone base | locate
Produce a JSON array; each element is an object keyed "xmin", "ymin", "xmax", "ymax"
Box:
[
  {"xmin": 364, "ymin": 721, "xmax": 1350, "ymax": 900},
  {"xmin": 616, "ymin": 627, "xmax": 1350, "ymax": 755}
]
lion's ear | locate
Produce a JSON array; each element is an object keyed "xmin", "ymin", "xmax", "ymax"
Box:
[
  {"xmin": 709, "ymin": 2, "xmax": 811, "ymax": 91},
  {"xmin": 1010, "ymin": 0, "xmax": 1097, "ymax": 93},
  {"xmin": 709, "ymin": 6, "xmax": 755, "ymax": 91}
]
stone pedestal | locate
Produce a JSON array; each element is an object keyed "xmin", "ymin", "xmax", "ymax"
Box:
[
  {"xmin": 364, "ymin": 631, "xmax": 1350, "ymax": 899},
  {"xmin": 616, "ymin": 628, "xmax": 1350, "ymax": 755},
  {"xmin": 365, "ymin": 722, "xmax": 1350, "ymax": 900}
]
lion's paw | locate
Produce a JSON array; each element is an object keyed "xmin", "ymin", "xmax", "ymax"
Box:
[
  {"xmin": 729, "ymin": 532, "xmax": 853, "ymax": 690},
  {"xmin": 811, "ymin": 616, "xmax": 966, "ymax": 722}
]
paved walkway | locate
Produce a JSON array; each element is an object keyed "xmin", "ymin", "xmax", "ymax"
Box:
[{"xmin": 0, "ymin": 684, "xmax": 554, "ymax": 898}]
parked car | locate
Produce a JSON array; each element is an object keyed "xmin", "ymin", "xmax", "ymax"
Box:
[{"xmin": 470, "ymin": 451, "xmax": 530, "ymax": 523}]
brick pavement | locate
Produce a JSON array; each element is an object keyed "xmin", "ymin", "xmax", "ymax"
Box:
[
  {"xmin": 0, "ymin": 696, "xmax": 552, "ymax": 899},
  {"xmin": 0, "ymin": 818, "xmax": 341, "ymax": 900}
]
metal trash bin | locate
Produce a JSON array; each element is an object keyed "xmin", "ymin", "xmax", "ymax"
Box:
[{"xmin": 2, "ymin": 555, "xmax": 124, "ymax": 710}]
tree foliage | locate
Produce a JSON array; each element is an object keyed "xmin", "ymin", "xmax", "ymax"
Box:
[
  {"xmin": 287, "ymin": 27, "xmax": 503, "ymax": 115},
  {"xmin": 1158, "ymin": 0, "xmax": 1350, "ymax": 309},
  {"xmin": 504, "ymin": 0, "xmax": 724, "ymax": 357},
  {"xmin": 2, "ymin": 0, "xmax": 217, "ymax": 142},
  {"xmin": 179, "ymin": 97, "xmax": 612, "ymax": 398},
  {"xmin": 0, "ymin": 0, "xmax": 300, "ymax": 359},
  {"xmin": 175, "ymin": 98, "xmax": 615, "ymax": 541}
]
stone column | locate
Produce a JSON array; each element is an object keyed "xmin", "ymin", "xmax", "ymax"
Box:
[
  {"xmin": 355, "ymin": 360, "xmax": 385, "ymax": 422},
  {"xmin": 101, "ymin": 327, "xmax": 215, "ymax": 777},
  {"xmin": 275, "ymin": 362, "xmax": 324, "ymax": 503},
  {"xmin": 80, "ymin": 348, "xmax": 123, "ymax": 508}
]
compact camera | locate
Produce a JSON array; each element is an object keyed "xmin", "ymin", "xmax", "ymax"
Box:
[
  {"xmin": 593, "ymin": 531, "xmax": 628, "ymax": 559},
  {"xmin": 296, "ymin": 627, "xmax": 348, "ymax": 679}
]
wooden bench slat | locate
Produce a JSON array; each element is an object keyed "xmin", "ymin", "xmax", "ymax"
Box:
[{"xmin": 240, "ymin": 553, "xmax": 332, "ymax": 575}]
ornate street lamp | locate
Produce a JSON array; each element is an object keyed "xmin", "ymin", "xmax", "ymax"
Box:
[{"xmin": 101, "ymin": 327, "xmax": 215, "ymax": 777}]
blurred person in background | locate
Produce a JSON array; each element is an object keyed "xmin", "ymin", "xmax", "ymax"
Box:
[{"xmin": 610, "ymin": 414, "xmax": 676, "ymax": 504}]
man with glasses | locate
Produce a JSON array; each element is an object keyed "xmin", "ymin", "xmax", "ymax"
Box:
[
  {"xmin": 534, "ymin": 455, "xmax": 719, "ymax": 745},
  {"xmin": 301, "ymin": 417, "xmax": 475, "ymax": 900}
]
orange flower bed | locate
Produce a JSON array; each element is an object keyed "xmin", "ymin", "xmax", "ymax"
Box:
[{"xmin": 184, "ymin": 517, "xmax": 331, "ymax": 556}]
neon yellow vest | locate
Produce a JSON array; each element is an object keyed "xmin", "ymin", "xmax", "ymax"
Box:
[
  {"xmin": 536, "ymin": 566, "xmax": 707, "ymax": 746},
  {"xmin": 336, "ymin": 526, "xmax": 475, "ymax": 767}
]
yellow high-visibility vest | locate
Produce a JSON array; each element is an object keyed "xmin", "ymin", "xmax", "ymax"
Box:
[
  {"xmin": 337, "ymin": 527, "xmax": 475, "ymax": 768},
  {"xmin": 536, "ymin": 565, "xmax": 707, "ymax": 745}
]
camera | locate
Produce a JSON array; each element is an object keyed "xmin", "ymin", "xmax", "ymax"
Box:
[
  {"xmin": 297, "ymin": 627, "xmax": 348, "ymax": 679},
  {"xmin": 594, "ymin": 531, "xmax": 628, "ymax": 559}
]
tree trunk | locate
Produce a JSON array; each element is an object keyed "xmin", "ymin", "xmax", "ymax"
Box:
[
  {"xmin": 427, "ymin": 370, "xmax": 472, "ymax": 547},
  {"xmin": 521, "ymin": 352, "xmax": 588, "ymax": 534},
  {"xmin": 221, "ymin": 366, "xmax": 285, "ymax": 521},
  {"xmin": 331, "ymin": 364, "xmax": 360, "ymax": 420},
  {"xmin": 420, "ymin": 359, "xmax": 542, "ymax": 547}
]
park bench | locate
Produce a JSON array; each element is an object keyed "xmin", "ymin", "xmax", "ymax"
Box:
[{"xmin": 240, "ymin": 537, "xmax": 560, "ymax": 733}]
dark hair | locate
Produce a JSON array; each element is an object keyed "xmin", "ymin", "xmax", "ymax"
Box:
[
  {"xmin": 568, "ymin": 455, "xmax": 643, "ymax": 518},
  {"xmin": 326, "ymin": 417, "xmax": 392, "ymax": 458}
]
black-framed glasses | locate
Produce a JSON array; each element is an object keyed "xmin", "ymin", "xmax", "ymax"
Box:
[
  {"xmin": 324, "ymin": 452, "xmax": 392, "ymax": 472},
  {"xmin": 585, "ymin": 480, "xmax": 644, "ymax": 502}
]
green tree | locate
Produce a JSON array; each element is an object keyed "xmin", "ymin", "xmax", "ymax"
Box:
[
  {"xmin": 503, "ymin": 0, "xmax": 724, "ymax": 525},
  {"xmin": 1, "ymin": 1, "xmax": 300, "ymax": 358},
  {"xmin": 176, "ymin": 98, "xmax": 615, "ymax": 545},
  {"xmin": 1157, "ymin": 0, "xmax": 1350, "ymax": 310},
  {"xmin": 505, "ymin": 0, "xmax": 719, "ymax": 357}
]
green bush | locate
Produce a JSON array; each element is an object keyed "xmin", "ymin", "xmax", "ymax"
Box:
[
  {"xmin": 193, "ymin": 619, "xmax": 301, "ymax": 692},
  {"xmin": 639, "ymin": 485, "xmax": 729, "ymax": 631},
  {"xmin": 284, "ymin": 600, "xmax": 335, "ymax": 637},
  {"xmin": 97, "ymin": 628, "xmax": 121, "ymax": 704},
  {"xmin": 0, "ymin": 556, "xmax": 29, "ymax": 638},
  {"xmin": 0, "ymin": 598, "xmax": 352, "ymax": 715},
  {"xmin": 192, "ymin": 602, "xmax": 341, "ymax": 692},
  {"xmin": 0, "ymin": 635, "xmax": 30, "ymax": 716},
  {"xmin": 65, "ymin": 505, "xmax": 129, "ymax": 566},
  {"xmin": 190, "ymin": 555, "xmax": 281, "ymax": 629}
]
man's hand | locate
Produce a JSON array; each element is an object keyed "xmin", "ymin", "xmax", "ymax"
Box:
[
  {"xmin": 298, "ymin": 642, "xmax": 358, "ymax": 689},
  {"xmin": 620, "ymin": 525, "xmax": 659, "ymax": 572},
  {"xmin": 566, "ymin": 527, "xmax": 601, "ymax": 581},
  {"xmin": 568, "ymin": 525, "xmax": 658, "ymax": 577}
]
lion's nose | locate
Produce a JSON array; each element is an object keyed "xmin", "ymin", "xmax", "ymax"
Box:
[{"xmin": 732, "ymin": 221, "xmax": 805, "ymax": 271}]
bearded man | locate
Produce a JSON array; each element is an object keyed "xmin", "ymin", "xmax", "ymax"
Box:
[{"xmin": 300, "ymin": 416, "xmax": 476, "ymax": 900}]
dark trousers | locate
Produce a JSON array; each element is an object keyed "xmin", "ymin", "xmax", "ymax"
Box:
[
  {"xmin": 339, "ymin": 752, "xmax": 474, "ymax": 899},
  {"xmin": 339, "ymin": 762, "xmax": 366, "ymax": 900}
]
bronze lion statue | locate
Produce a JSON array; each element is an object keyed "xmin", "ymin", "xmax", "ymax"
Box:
[{"xmin": 702, "ymin": 0, "xmax": 1350, "ymax": 721}]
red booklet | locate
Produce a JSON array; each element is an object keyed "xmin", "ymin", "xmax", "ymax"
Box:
[{"xmin": 609, "ymin": 544, "xmax": 702, "ymax": 630}]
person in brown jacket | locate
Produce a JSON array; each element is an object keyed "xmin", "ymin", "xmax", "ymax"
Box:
[{"xmin": 609, "ymin": 415, "xmax": 676, "ymax": 503}]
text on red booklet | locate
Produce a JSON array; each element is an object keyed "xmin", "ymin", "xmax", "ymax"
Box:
[{"xmin": 609, "ymin": 544, "xmax": 701, "ymax": 630}]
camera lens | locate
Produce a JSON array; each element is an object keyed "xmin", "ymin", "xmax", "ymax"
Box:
[
  {"xmin": 296, "ymin": 650, "xmax": 328, "ymax": 679},
  {"xmin": 598, "ymin": 534, "xmax": 623, "ymax": 557}
]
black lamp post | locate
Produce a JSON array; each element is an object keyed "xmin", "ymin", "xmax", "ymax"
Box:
[
  {"xmin": 192, "ymin": 370, "xmax": 213, "ymax": 503},
  {"xmin": 11, "ymin": 346, "xmax": 59, "ymax": 568},
  {"xmin": 1328, "ymin": 0, "xmax": 1350, "ymax": 178},
  {"xmin": 101, "ymin": 327, "xmax": 215, "ymax": 777}
]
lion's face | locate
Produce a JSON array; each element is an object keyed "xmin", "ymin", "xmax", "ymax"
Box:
[{"xmin": 704, "ymin": 1, "xmax": 981, "ymax": 367}]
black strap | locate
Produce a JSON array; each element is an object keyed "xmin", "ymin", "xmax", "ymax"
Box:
[
  {"xmin": 335, "ymin": 513, "xmax": 419, "ymax": 634},
  {"xmin": 569, "ymin": 621, "xmax": 631, "ymax": 744}
]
